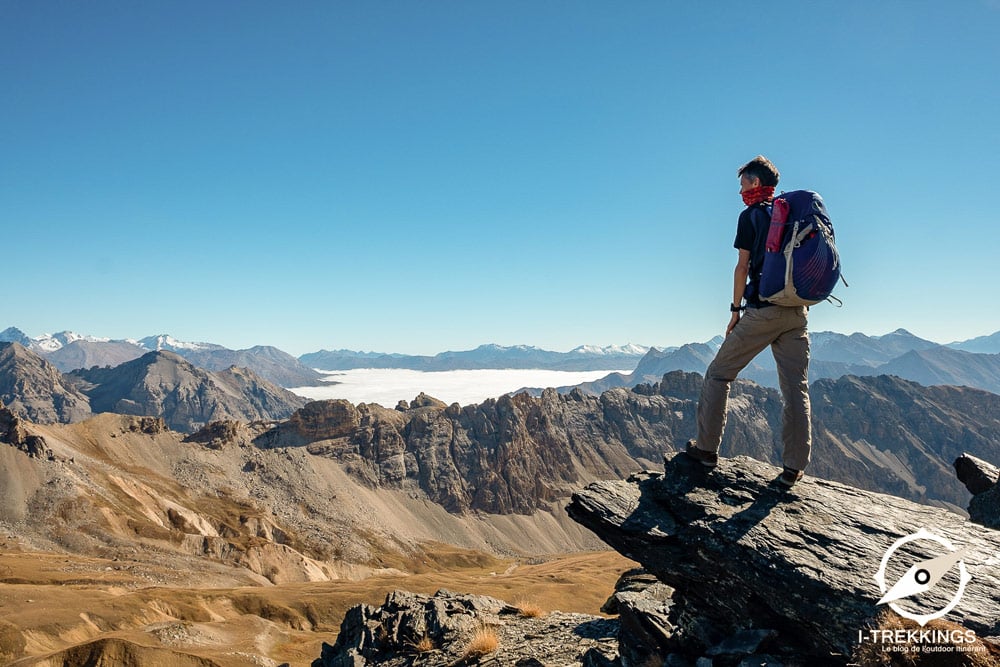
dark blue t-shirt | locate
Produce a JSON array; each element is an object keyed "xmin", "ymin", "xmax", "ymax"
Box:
[{"xmin": 733, "ymin": 203, "xmax": 771, "ymax": 307}]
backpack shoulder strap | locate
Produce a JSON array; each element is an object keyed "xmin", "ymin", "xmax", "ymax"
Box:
[{"xmin": 748, "ymin": 203, "xmax": 771, "ymax": 228}]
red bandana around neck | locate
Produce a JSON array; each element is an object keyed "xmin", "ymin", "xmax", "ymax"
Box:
[{"xmin": 741, "ymin": 185, "xmax": 775, "ymax": 207}]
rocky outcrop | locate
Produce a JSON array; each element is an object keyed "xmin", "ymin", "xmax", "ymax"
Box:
[
  {"xmin": 567, "ymin": 454, "xmax": 1000, "ymax": 665},
  {"xmin": 183, "ymin": 419, "xmax": 259, "ymax": 449},
  {"xmin": 0, "ymin": 401, "xmax": 52, "ymax": 459},
  {"xmin": 312, "ymin": 589, "xmax": 619, "ymax": 667},
  {"xmin": 255, "ymin": 386, "xmax": 681, "ymax": 514},
  {"xmin": 956, "ymin": 453, "xmax": 1000, "ymax": 530},
  {"xmin": 70, "ymin": 351, "xmax": 306, "ymax": 432},
  {"xmin": 600, "ymin": 569, "xmax": 677, "ymax": 667},
  {"xmin": 955, "ymin": 453, "xmax": 1000, "ymax": 497}
]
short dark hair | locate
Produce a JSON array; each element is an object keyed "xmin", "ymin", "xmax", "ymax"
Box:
[{"xmin": 738, "ymin": 155, "xmax": 780, "ymax": 187}]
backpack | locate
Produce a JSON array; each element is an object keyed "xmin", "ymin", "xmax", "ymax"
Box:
[{"xmin": 757, "ymin": 190, "xmax": 845, "ymax": 307}]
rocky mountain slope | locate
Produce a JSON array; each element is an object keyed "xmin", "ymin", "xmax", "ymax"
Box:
[
  {"xmin": 0, "ymin": 400, "xmax": 610, "ymax": 643},
  {"xmin": 0, "ymin": 342, "xmax": 91, "ymax": 424},
  {"xmin": 252, "ymin": 388, "xmax": 666, "ymax": 515},
  {"xmin": 70, "ymin": 351, "xmax": 307, "ymax": 432},
  {"xmin": 0, "ymin": 396, "xmax": 631, "ymax": 664},
  {"xmin": 809, "ymin": 374, "xmax": 1000, "ymax": 506}
]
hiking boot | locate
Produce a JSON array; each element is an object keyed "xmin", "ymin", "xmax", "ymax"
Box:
[
  {"xmin": 778, "ymin": 467, "xmax": 804, "ymax": 488},
  {"xmin": 684, "ymin": 440, "xmax": 718, "ymax": 468}
]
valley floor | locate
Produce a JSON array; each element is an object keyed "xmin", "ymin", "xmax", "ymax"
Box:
[{"xmin": 0, "ymin": 546, "xmax": 636, "ymax": 666}]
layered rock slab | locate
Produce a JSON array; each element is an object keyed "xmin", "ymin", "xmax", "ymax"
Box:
[{"xmin": 567, "ymin": 454, "xmax": 1000, "ymax": 664}]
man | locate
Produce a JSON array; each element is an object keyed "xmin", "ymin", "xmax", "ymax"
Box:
[{"xmin": 685, "ymin": 155, "xmax": 811, "ymax": 487}]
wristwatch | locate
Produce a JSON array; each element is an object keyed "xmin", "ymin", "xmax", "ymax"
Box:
[{"xmin": 730, "ymin": 303, "xmax": 744, "ymax": 313}]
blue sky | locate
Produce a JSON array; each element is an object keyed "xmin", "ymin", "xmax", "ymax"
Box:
[{"xmin": 2, "ymin": 1, "xmax": 998, "ymax": 356}]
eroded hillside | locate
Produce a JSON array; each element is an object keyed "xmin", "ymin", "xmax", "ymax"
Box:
[{"xmin": 0, "ymin": 406, "xmax": 631, "ymax": 665}]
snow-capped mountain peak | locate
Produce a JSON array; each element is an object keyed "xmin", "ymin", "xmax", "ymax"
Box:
[
  {"xmin": 32, "ymin": 331, "xmax": 110, "ymax": 352},
  {"xmin": 138, "ymin": 334, "xmax": 224, "ymax": 352}
]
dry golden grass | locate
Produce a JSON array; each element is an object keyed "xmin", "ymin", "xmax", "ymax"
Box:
[
  {"xmin": 0, "ymin": 548, "xmax": 636, "ymax": 666},
  {"xmin": 460, "ymin": 625, "xmax": 499, "ymax": 660},
  {"xmin": 514, "ymin": 597, "xmax": 546, "ymax": 618},
  {"xmin": 409, "ymin": 635, "xmax": 435, "ymax": 653}
]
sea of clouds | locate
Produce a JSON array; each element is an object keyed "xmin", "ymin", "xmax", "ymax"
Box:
[{"xmin": 289, "ymin": 368, "xmax": 624, "ymax": 407}]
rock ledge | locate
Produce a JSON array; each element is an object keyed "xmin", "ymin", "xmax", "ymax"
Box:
[
  {"xmin": 312, "ymin": 589, "xmax": 618, "ymax": 666},
  {"xmin": 568, "ymin": 454, "xmax": 1000, "ymax": 665}
]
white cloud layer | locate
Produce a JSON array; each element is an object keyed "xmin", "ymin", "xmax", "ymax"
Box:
[{"xmin": 289, "ymin": 368, "xmax": 624, "ymax": 407}]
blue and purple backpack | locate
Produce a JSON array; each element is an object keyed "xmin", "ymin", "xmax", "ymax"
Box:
[{"xmin": 758, "ymin": 190, "xmax": 845, "ymax": 307}]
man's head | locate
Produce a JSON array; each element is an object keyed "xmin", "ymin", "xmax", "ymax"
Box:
[{"xmin": 738, "ymin": 155, "xmax": 780, "ymax": 192}]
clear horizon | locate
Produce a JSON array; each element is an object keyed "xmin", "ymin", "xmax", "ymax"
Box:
[
  {"xmin": 3, "ymin": 322, "xmax": 995, "ymax": 358},
  {"xmin": 3, "ymin": 2, "xmax": 998, "ymax": 356}
]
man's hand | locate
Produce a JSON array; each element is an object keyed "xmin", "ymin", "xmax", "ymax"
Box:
[{"xmin": 726, "ymin": 312, "xmax": 741, "ymax": 336}]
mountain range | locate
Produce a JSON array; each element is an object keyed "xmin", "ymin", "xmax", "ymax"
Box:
[
  {"xmin": 4, "ymin": 329, "xmax": 997, "ymax": 511},
  {"xmin": 4, "ymin": 325, "xmax": 1000, "ymax": 396},
  {"xmin": 0, "ymin": 327, "xmax": 324, "ymax": 388},
  {"xmin": 299, "ymin": 342, "xmax": 650, "ymax": 372},
  {"xmin": 0, "ymin": 342, "xmax": 305, "ymax": 432},
  {"xmin": 538, "ymin": 328, "xmax": 1000, "ymax": 396}
]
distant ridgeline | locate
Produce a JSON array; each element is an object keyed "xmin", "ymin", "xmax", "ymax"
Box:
[{"xmin": 554, "ymin": 329, "xmax": 1000, "ymax": 396}]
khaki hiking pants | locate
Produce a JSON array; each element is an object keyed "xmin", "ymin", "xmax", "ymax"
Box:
[{"xmin": 696, "ymin": 305, "xmax": 811, "ymax": 471}]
